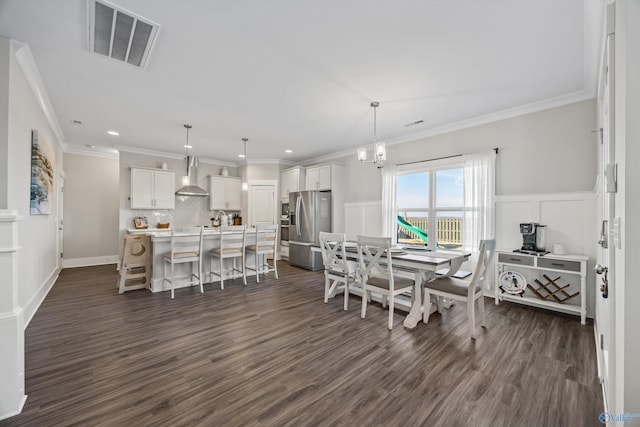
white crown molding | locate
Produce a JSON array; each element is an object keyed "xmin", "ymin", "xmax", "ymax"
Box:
[
  {"xmin": 302, "ymin": 91, "xmax": 596, "ymax": 166},
  {"xmin": 65, "ymin": 144, "xmax": 119, "ymax": 160},
  {"xmin": 245, "ymin": 159, "xmax": 286, "ymax": 165},
  {"xmin": 115, "ymin": 144, "xmax": 237, "ymax": 167},
  {"xmin": 10, "ymin": 39, "xmax": 66, "ymax": 151}
]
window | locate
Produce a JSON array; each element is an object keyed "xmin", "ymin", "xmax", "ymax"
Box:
[{"xmin": 396, "ymin": 165, "xmax": 464, "ymax": 249}]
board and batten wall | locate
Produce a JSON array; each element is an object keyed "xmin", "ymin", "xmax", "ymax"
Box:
[
  {"xmin": 338, "ymin": 99, "xmax": 598, "ymax": 315},
  {"xmin": 62, "ymin": 153, "xmax": 120, "ymax": 267}
]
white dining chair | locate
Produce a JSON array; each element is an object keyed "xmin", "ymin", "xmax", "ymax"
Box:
[
  {"xmin": 162, "ymin": 226, "xmax": 204, "ymax": 299},
  {"xmin": 210, "ymin": 225, "xmax": 247, "ymax": 289},
  {"xmin": 423, "ymin": 239, "xmax": 496, "ymax": 339},
  {"xmin": 357, "ymin": 235, "xmax": 415, "ymax": 330},
  {"xmin": 245, "ymin": 223, "xmax": 278, "ymax": 283},
  {"xmin": 319, "ymin": 232, "xmax": 359, "ymax": 311}
]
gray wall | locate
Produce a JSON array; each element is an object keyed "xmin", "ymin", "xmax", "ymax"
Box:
[
  {"xmin": 339, "ymin": 99, "xmax": 597, "ymax": 203},
  {"xmin": 63, "ymin": 153, "xmax": 119, "ymax": 259},
  {"xmin": 5, "ymin": 37, "xmax": 64, "ymax": 309}
]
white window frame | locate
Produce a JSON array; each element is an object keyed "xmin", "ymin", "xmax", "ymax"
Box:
[{"xmin": 396, "ymin": 160, "xmax": 464, "ymax": 250}]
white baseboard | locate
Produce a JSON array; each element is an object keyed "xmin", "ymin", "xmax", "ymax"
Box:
[
  {"xmin": 24, "ymin": 267, "xmax": 60, "ymax": 328},
  {"xmin": 62, "ymin": 255, "xmax": 118, "ymax": 269},
  {"xmin": 0, "ymin": 395, "xmax": 27, "ymax": 422}
]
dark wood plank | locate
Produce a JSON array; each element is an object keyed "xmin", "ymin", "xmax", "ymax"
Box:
[{"xmin": 1, "ymin": 263, "xmax": 602, "ymax": 426}]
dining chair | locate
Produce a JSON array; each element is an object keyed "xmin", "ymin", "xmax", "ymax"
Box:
[
  {"xmin": 163, "ymin": 226, "xmax": 204, "ymax": 299},
  {"xmin": 423, "ymin": 239, "xmax": 496, "ymax": 339},
  {"xmin": 319, "ymin": 232, "xmax": 359, "ymax": 311},
  {"xmin": 245, "ymin": 223, "xmax": 278, "ymax": 283},
  {"xmin": 210, "ymin": 225, "xmax": 247, "ymax": 289},
  {"xmin": 357, "ymin": 235, "xmax": 415, "ymax": 330}
]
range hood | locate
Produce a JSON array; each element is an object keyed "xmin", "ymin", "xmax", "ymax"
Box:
[{"xmin": 176, "ymin": 155, "xmax": 209, "ymax": 196}]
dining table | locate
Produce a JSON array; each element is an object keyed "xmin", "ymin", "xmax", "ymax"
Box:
[{"xmin": 320, "ymin": 243, "xmax": 471, "ymax": 329}]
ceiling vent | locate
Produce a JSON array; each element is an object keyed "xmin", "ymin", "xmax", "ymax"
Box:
[{"xmin": 88, "ymin": 0, "xmax": 160, "ymax": 68}]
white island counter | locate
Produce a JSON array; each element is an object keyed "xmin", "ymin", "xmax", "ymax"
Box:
[{"xmin": 138, "ymin": 228, "xmax": 262, "ymax": 292}]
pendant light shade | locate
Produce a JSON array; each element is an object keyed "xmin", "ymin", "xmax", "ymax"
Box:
[{"xmin": 241, "ymin": 138, "xmax": 249, "ymax": 191}]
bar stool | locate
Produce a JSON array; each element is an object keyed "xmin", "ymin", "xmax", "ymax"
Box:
[
  {"xmin": 245, "ymin": 223, "xmax": 278, "ymax": 283},
  {"xmin": 210, "ymin": 225, "xmax": 246, "ymax": 289},
  {"xmin": 163, "ymin": 226, "xmax": 204, "ymax": 299}
]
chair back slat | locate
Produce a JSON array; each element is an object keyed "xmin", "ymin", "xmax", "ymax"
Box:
[
  {"xmin": 170, "ymin": 226, "xmax": 204, "ymax": 256},
  {"xmin": 357, "ymin": 235, "xmax": 393, "ymax": 281},
  {"xmin": 469, "ymin": 239, "xmax": 496, "ymax": 289},
  {"xmin": 220, "ymin": 225, "xmax": 246, "ymax": 251},
  {"xmin": 254, "ymin": 223, "xmax": 278, "ymax": 253},
  {"xmin": 319, "ymin": 232, "xmax": 348, "ymax": 273}
]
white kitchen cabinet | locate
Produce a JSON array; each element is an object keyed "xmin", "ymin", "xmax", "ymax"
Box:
[
  {"xmin": 280, "ymin": 166, "xmax": 305, "ymax": 201},
  {"xmin": 305, "ymin": 164, "xmax": 332, "ymax": 190},
  {"xmin": 130, "ymin": 167, "xmax": 175, "ymax": 209},
  {"xmin": 209, "ymin": 176, "xmax": 241, "ymax": 210}
]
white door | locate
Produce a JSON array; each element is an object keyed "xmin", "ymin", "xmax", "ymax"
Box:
[
  {"xmin": 249, "ymin": 185, "xmax": 275, "ymax": 227},
  {"xmin": 56, "ymin": 173, "xmax": 64, "ymax": 268},
  {"xmin": 595, "ymin": 28, "xmax": 616, "ymax": 413}
]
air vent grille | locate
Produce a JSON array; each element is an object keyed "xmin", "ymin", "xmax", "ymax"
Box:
[{"xmin": 89, "ymin": 0, "xmax": 159, "ymax": 68}]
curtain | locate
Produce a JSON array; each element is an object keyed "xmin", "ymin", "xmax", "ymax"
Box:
[
  {"xmin": 381, "ymin": 165, "xmax": 397, "ymax": 241},
  {"xmin": 462, "ymin": 150, "xmax": 496, "ymax": 253}
]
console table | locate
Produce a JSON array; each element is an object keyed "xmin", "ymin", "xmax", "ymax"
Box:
[{"xmin": 494, "ymin": 250, "xmax": 588, "ymax": 325}]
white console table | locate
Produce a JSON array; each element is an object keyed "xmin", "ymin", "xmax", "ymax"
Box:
[{"xmin": 494, "ymin": 250, "xmax": 588, "ymax": 325}]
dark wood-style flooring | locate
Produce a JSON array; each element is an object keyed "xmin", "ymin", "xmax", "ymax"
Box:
[{"xmin": 2, "ymin": 263, "xmax": 602, "ymax": 426}]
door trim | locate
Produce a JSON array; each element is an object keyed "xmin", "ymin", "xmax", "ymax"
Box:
[{"xmin": 247, "ymin": 179, "xmax": 278, "ymax": 229}]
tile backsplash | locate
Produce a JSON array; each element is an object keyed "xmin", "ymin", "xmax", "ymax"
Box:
[{"xmin": 128, "ymin": 195, "xmax": 239, "ymax": 229}]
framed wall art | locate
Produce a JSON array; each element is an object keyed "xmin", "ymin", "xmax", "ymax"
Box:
[{"xmin": 30, "ymin": 129, "xmax": 54, "ymax": 215}]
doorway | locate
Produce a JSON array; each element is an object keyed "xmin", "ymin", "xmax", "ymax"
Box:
[
  {"xmin": 56, "ymin": 172, "xmax": 65, "ymax": 270},
  {"xmin": 247, "ymin": 181, "xmax": 277, "ymax": 228}
]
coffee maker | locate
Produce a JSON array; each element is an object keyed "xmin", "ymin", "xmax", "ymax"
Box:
[{"xmin": 516, "ymin": 223, "xmax": 548, "ymax": 255}]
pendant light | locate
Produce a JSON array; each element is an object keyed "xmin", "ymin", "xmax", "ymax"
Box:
[
  {"xmin": 175, "ymin": 124, "xmax": 209, "ymax": 196},
  {"xmin": 181, "ymin": 124, "xmax": 192, "ymax": 186},
  {"xmin": 357, "ymin": 101, "xmax": 386, "ymax": 168},
  {"xmin": 241, "ymin": 137, "xmax": 249, "ymax": 191}
]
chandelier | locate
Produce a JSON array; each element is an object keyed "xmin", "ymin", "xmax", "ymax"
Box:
[{"xmin": 357, "ymin": 101, "xmax": 386, "ymax": 167}]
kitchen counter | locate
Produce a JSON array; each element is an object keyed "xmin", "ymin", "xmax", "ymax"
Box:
[{"xmin": 130, "ymin": 227, "xmax": 261, "ymax": 292}]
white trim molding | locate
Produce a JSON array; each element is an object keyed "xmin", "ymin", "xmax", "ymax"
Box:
[
  {"xmin": 115, "ymin": 145, "xmax": 238, "ymax": 167},
  {"xmin": 10, "ymin": 40, "xmax": 66, "ymax": 151},
  {"xmin": 64, "ymin": 144, "xmax": 120, "ymax": 160},
  {"xmin": 303, "ymin": 92, "xmax": 595, "ymax": 166},
  {"xmin": 0, "ymin": 210, "xmax": 27, "ymax": 421},
  {"xmin": 62, "ymin": 255, "xmax": 119, "ymax": 269}
]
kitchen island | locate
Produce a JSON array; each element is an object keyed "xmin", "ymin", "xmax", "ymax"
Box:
[{"xmin": 138, "ymin": 228, "xmax": 262, "ymax": 292}]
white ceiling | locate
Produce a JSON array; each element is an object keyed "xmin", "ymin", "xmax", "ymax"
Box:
[{"xmin": 0, "ymin": 0, "xmax": 602, "ymax": 165}]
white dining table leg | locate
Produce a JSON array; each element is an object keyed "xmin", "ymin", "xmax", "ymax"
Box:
[{"xmin": 403, "ymin": 270, "xmax": 433, "ymax": 328}]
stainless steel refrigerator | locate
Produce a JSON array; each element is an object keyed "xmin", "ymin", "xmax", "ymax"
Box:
[{"xmin": 289, "ymin": 190, "xmax": 331, "ymax": 271}]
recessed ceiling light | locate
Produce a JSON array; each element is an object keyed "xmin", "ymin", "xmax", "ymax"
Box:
[
  {"xmin": 107, "ymin": 130, "xmax": 119, "ymax": 136},
  {"xmin": 72, "ymin": 120, "xmax": 82, "ymax": 124},
  {"xmin": 238, "ymin": 154, "xmax": 246, "ymax": 158},
  {"xmin": 85, "ymin": 144, "xmax": 95, "ymax": 149},
  {"xmin": 285, "ymin": 149, "xmax": 292, "ymax": 153},
  {"xmin": 184, "ymin": 144, "xmax": 193, "ymax": 149}
]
